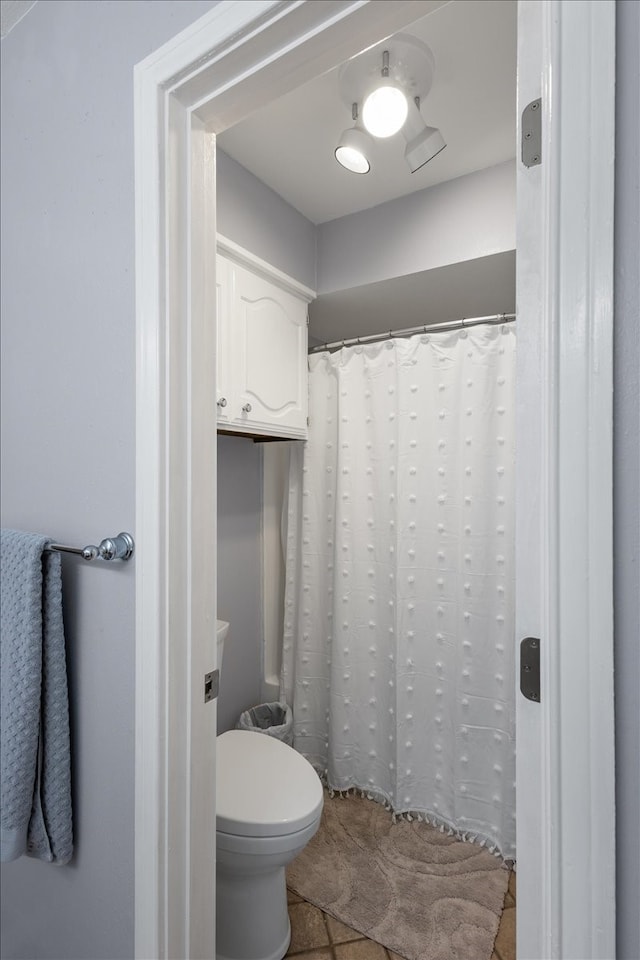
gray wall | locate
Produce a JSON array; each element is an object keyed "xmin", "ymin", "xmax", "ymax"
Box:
[
  {"xmin": 0, "ymin": 2, "xmax": 219, "ymax": 958},
  {"xmin": 216, "ymin": 436, "xmax": 263, "ymax": 734},
  {"xmin": 217, "ymin": 151, "xmax": 516, "ymax": 338},
  {"xmin": 309, "ymin": 251, "xmax": 516, "ymax": 344},
  {"xmin": 217, "ymin": 149, "xmax": 317, "ymax": 290},
  {"xmin": 316, "ymin": 159, "xmax": 516, "ymax": 295},
  {"xmin": 614, "ymin": 2, "xmax": 640, "ymax": 957},
  {"xmin": 215, "ymin": 153, "xmax": 317, "ymax": 732}
]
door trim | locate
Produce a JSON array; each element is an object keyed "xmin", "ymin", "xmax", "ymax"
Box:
[
  {"xmin": 515, "ymin": 2, "xmax": 616, "ymax": 958},
  {"xmin": 134, "ymin": 1, "xmax": 616, "ymax": 957}
]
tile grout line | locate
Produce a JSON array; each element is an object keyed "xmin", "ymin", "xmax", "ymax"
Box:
[
  {"xmin": 320, "ymin": 908, "xmax": 338, "ymax": 959},
  {"xmin": 494, "ymin": 871, "xmax": 516, "ymax": 960},
  {"xmin": 289, "ymin": 881, "xmax": 515, "ymax": 960},
  {"xmin": 287, "ymin": 949, "xmax": 336, "ymax": 958}
]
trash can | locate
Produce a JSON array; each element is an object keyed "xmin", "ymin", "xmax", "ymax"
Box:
[{"xmin": 237, "ymin": 701, "xmax": 293, "ymax": 745}]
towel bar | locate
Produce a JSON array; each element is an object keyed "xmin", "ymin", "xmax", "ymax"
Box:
[{"xmin": 47, "ymin": 532, "xmax": 134, "ymax": 562}]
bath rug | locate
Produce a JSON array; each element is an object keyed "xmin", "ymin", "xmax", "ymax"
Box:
[{"xmin": 287, "ymin": 790, "xmax": 508, "ymax": 960}]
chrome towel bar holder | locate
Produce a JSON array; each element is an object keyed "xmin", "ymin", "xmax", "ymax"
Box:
[{"xmin": 47, "ymin": 532, "xmax": 135, "ymax": 562}]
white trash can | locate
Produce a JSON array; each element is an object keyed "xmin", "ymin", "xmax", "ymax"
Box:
[{"xmin": 236, "ymin": 701, "xmax": 293, "ymax": 745}]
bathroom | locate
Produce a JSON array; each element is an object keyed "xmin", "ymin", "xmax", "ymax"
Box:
[
  {"xmin": 0, "ymin": 0, "xmax": 631, "ymax": 957},
  {"xmin": 215, "ymin": 2, "xmax": 517, "ymax": 957}
]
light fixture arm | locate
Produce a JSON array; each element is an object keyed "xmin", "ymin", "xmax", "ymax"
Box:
[
  {"xmin": 402, "ymin": 97, "xmax": 428, "ymax": 139},
  {"xmin": 381, "ymin": 50, "xmax": 390, "ymax": 78}
]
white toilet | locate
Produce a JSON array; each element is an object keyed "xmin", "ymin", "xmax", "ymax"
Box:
[{"xmin": 215, "ymin": 621, "xmax": 323, "ymax": 960}]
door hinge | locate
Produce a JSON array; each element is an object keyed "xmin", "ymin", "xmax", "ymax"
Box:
[
  {"xmin": 520, "ymin": 637, "xmax": 540, "ymax": 702},
  {"xmin": 204, "ymin": 669, "xmax": 219, "ymax": 703},
  {"xmin": 521, "ymin": 98, "xmax": 541, "ymax": 167},
  {"xmin": 307, "ymin": 416, "xmax": 310, "ymax": 427}
]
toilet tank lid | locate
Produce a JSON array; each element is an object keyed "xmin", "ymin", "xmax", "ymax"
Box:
[{"xmin": 216, "ymin": 730, "xmax": 323, "ymax": 838}]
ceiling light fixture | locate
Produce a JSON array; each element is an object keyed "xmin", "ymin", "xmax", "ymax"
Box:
[
  {"xmin": 361, "ymin": 52, "xmax": 408, "ymax": 138},
  {"xmin": 336, "ymin": 34, "xmax": 446, "ymax": 174},
  {"xmin": 335, "ymin": 103, "xmax": 372, "ymax": 174},
  {"xmin": 402, "ymin": 97, "xmax": 447, "ymax": 173}
]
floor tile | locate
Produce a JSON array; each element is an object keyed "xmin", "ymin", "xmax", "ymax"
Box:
[
  {"xmin": 287, "ymin": 950, "xmax": 333, "ymax": 960},
  {"xmin": 287, "ymin": 902, "xmax": 330, "ymax": 954},
  {"xmin": 325, "ymin": 913, "xmax": 364, "ymax": 944},
  {"xmin": 388, "ymin": 951, "xmax": 408, "ymax": 960},
  {"xmin": 335, "ymin": 938, "xmax": 388, "ymax": 959},
  {"xmin": 494, "ymin": 904, "xmax": 516, "ymax": 960},
  {"xmin": 508, "ymin": 870, "xmax": 517, "ymax": 902},
  {"xmin": 287, "ymin": 887, "xmax": 303, "ymax": 904}
]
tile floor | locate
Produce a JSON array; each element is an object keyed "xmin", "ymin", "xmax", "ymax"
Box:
[{"xmin": 285, "ymin": 870, "xmax": 516, "ymax": 960}]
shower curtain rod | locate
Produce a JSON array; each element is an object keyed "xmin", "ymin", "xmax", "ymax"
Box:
[{"xmin": 309, "ymin": 312, "xmax": 516, "ymax": 354}]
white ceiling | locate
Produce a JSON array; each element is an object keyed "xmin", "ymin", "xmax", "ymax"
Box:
[{"xmin": 218, "ymin": 0, "xmax": 517, "ymax": 225}]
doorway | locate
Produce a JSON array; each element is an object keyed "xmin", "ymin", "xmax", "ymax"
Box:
[{"xmin": 133, "ymin": 2, "xmax": 616, "ymax": 958}]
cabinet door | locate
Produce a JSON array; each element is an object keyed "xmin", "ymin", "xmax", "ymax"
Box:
[
  {"xmin": 215, "ymin": 255, "xmax": 233, "ymax": 426},
  {"xmin": 232, "ymin": 263, "xmax": 308, "ymax": 437}
]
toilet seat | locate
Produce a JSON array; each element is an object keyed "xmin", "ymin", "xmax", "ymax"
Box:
[{"xmin": 216, "ymin": 729, "xmax": 323, "ymax": 838}]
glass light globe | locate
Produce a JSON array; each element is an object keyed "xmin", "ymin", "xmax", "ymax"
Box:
[
  {"xmin": 334, "ymin": 126, "xmax": 372, "ymax": 174},
  {"xmin": 362, "ymin": 85, "xmax": 408, "ymax": 138},
  {"xmin": 335, "ymin": 145, "xmax": 370, "ymax": 174}
]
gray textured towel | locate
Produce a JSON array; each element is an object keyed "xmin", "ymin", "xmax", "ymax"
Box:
[{"xmin": 0, "ymin": 529, "xmax": 73, "ymax": 864}]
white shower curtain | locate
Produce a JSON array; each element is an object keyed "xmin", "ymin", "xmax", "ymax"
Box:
[{"xmin": 281, "ymin": 325, "xmax": 516, "ymax": 859}]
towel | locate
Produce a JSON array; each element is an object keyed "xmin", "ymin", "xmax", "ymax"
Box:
[{"xmin": 0, "ymin": 529, "xmax": 73, "ymax": 864}]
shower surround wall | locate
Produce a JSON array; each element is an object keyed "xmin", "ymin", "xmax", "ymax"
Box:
[{"xmin": 282, "ymin": 325, "xmax": 516, "ymax": 859}]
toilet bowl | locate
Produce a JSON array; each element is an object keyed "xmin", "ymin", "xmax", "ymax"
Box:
[
  {"xmin": 214, "ymin": 622, "xmax": 323, "ymax": 960},
  {"xmin": 216, "ymin": 729, "xmax": 323, "ymax": 960}
]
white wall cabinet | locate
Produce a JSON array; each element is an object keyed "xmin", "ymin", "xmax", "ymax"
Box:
[{"xmin": 216, "ymin": 238, "xmax": 314, "ymax": 440}]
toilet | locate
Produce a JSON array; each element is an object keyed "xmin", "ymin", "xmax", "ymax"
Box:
[{"xmin": 215, "ymin": 621, "xmax": 323, "ymax": 960}]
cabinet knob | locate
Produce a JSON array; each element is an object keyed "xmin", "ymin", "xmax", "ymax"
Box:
[
  {"xmin": 242, "ymin": 403, "xmax": 252, "ymax": 414},
  {"xmin": 217, "ymin": 397, "xmax": 227, "ymax": 408}
]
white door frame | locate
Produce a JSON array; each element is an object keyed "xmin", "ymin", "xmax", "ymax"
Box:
[
  {"xmin": 134, "ymin": 1, "xmax": 616, "ymax": 958},
  {"xmin": 515, "ymin": 3, "xmax": 616, "ymax": 958}
]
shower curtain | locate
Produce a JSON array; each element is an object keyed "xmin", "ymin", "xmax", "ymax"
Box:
[{"xmin": 281, "ymin": 325, "xmax": 516, "ymax": 859}]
